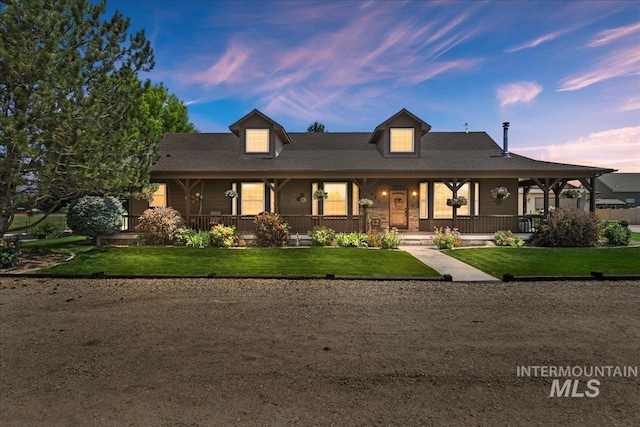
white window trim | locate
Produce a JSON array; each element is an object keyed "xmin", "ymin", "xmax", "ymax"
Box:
[
  {"xmin": 240, "ymin": 182, "xmax": 265, "ymax": 216},
  {"xmin": 419, "ymin": 182, "xmax": 428, "ymax": 219},
  {"xmin": 323, "ymin": 182, "xmax": 348, "ymax": 216}
]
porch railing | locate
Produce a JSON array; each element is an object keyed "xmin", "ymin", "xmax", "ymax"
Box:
[
  {"xmin": 122, "ymin": 214, "xmax": 365, "ymax": 234},
  {"xmin": 453, "ymin": 215, "xmax": 542, "ymax": 233}
]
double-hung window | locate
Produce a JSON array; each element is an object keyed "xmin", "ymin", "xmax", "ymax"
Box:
[
  {"xmin": 433, "ymin": 182, "xmax": 471, "ymax": 218},
  {"xmin": 241, "ymin": 182, "xmax": 265, "ymax": 215},
  {"xmin": 149, "ymin": 183, "xmax": 167, "ymax": 208},
  {"xmin": 323, "ymin": 182, "xmax": 348, "ymax": 215}
]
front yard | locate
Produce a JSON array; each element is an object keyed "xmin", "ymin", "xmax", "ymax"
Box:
[
  {"xmin": 34, "ymin": 246, "xmax": 440, "ymax": 278},
  {"xmin": 445, "ymin": 246, "xmax": 640, "ymax": 278}
]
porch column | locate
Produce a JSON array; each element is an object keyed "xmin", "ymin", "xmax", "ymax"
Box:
[{"xmin": 579, "ymin": 177, "xmax": 597, "ymax": 213}]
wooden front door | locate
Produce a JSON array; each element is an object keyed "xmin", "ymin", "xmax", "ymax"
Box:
[{"xmin": 390, "ymin": 190, "xmax": 408, "ymax": 229}]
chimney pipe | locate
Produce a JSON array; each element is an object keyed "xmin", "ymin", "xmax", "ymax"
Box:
[{"xmin": 502, "ymin": 122, "xmax": 511, "ymax": 158}]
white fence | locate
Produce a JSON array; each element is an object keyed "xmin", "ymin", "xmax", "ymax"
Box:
[{"xmin": 595, "ymin": 208, "xmax": 640, "ymax": 224}]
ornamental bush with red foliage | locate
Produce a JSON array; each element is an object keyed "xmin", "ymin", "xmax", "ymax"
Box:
[
  {"xmin": 0, "ymin": 238, "xmax": 20, "ymax": 269},
  {"xmin": 531, "ymin": 208, "xmax": 600, "ymax": 247},
  {"xmin": 254, "ymin": 211, "xmax": 290, "ymax": 247}
]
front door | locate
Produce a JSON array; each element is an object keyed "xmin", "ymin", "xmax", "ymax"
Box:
[{"xmin": 390, "ymin": 190, "xmax": 408, "ymax": 229}]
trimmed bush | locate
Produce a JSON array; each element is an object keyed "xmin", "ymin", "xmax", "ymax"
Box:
[
  {"xmin": 185, "ymin": 231, "xmax": 211, "ymax": 248},
  {"xmin": 531, "ymin": 208, "xmax": 600, "ymax": 247},
  {"xmin": 0, "ymin": 238, "xmax": 20, "ymax": 269},
  {"xmin": 494, "ymin": 230, "xmax": 524, "ymax": 247},
  {"xmin": 381, "ymin": 227, "xmax": 403, "ymax": 249},
  {"xmin": 66, "ymin": 196, "xmax": 125, "ymax": 240},
  {"xmin": 602, "ymin": 220, "xmax": 631, "ymax": 246},
  {"xmin": 210, "ymin": 224, "xmax": 239, "ymax": 248},
  {"xmin": 30, "ymin": 221, "xmax": 64, "ymax": 240},
  {"xmin": 309, "ymin": 226, "xmax": 336, "ymax": 246},
  {"xmin": 433, "ymin": 227, "xmax": 461, "ymax": 249},
  {"xmin": 135, "ymin": 206, "xmax": 183, "ymax": 245},
  {"xmin": 254, "ymin": 212, "xmax": 289, "ymax": 247}
]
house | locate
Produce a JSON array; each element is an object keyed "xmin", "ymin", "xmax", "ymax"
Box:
[
  {"xmin": 127, "ymin": 109, "xmax": 615, "ymax": 234},
  {"xmin": 595, "ymin": 173, "xmax": 640, "ymax": 208}
]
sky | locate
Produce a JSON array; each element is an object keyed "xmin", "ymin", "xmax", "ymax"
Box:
[{"xmin": 105, "ymin": 0, "xmax": 640, "ymax": 172}]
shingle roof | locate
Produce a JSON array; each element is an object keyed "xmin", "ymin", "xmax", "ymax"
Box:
[
  {"xmin": 596, "ymin": 173, "xmax": 640, "ymax": 193},
  {"xmin": 152, "ymin": 131, "xmax": 614, "ymax": 178}
]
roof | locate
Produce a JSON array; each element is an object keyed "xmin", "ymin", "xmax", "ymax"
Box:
[
  {"xmin": 596, "ymin": 173, "xmax": 640, "ymax": 193},
  {"xmin": 595, "ymin": 198, "xmax": 626, "ymax": 205},
  {"xmin": 368, "ymin": 108, "xmax": 432, "ymax": 144},
  {"xmin": 152, "ymin": 131, "xmax": 614, "ymax": 179}
]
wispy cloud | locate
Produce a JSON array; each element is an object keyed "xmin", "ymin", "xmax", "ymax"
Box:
[
  {"xmin": 516, "ymin": 126, "xmax": 640, "ymax": 172},
  {"xmin": 506, "ymin": 29, "xmax": 569, "ymax": 53},
  {"xmin": 558, "ymin": 45, "xmax": 640, "ymax": 91},
  {"xmin": 617, "ymin": 95, "xmax": 640, "ymax": 112},
  {"xmin": 588, "ymin": 21, "xmax": 640, "ymax": 47},
  {"xmin": 496, "ymin": 82, "xmax": 543, "ymax": 107},
  {"xmin": 175, "ymin": 2, "xmax": 483, "ymax": 122}
]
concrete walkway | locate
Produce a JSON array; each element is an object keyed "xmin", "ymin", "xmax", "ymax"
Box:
[{"xmin": 401, "ymin": 245, "xmax": 499, "ymax": 282}]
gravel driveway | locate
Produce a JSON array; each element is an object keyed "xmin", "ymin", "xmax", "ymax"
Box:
[{"xmin": 1, "ymin": 277, "xmax": 639, "ymax": 426}]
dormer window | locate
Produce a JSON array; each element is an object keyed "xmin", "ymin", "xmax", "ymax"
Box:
[
  {"xmin": 245, "ymin": 129, "xmax": 269, "ymax": 153},
  {"xmin": 390, "ymin": 128, "xmax": 415, "ymax": 153}
]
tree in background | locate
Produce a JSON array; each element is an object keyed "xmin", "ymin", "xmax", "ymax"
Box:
[
  {"xmin": 0, "ymin": 0, "xmax": 193, "ymax": 236},
  {"xmin": 307, "ymin": 121, "xmax": 326, "ymax": 133}
]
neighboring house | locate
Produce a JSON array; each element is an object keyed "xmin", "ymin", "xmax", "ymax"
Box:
[
  {"xmin": 595, "ymin": 173, "xmax": 640, "ymax": 208},
  {"xmin": 127, "ymin": 109, "xmax": 614, "ymax": 234}
]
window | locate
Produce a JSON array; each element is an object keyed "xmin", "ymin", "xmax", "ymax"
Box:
[
  {"xmin": 433, "ymin": 182, "xmax": 470, "ymax": 218},
  {"xmin": 245, "ymin": 129, "xmax": 269, "ymax": 153},
  {"xmin": 241, "ymin": 182, "xmax": 265, "ymax": 215},
  {"xmin": 419, "ymin": 182, "xmax": 428, "ymax": 219},
  {"xmin": 390, "ymin": 128, "xmax": 414, "ymax": 153},
  {"xmin": 149, "ymin": 183, "xmax": 166, "ymax": 207},
  {"xmin": 352, "ymin": 183, "xmax": 360, "ymax": 215},
  {"xmin": 312, "ymin": 182, "xmax": 319, "ymax": 215},
  {"xmin": 323, "ymin": 182, "xmax": 348, "ymax": 215}
]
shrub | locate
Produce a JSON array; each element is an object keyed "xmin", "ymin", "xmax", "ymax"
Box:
[
  {"xmin": 135, "ymin": 206, "xmax": 183, "ymax": 245},
  {"xmin": 366, "ymin": 230, "xmax": 382, "ymax": 248},
  {"xmin": 494, "ymin": 230, "xmax": 524, "ymax": 247},
  {"xmin": 0, "ymin": 238, "xmax": 20, "ymax": 269},
  {"xmin": 531, "ymin": 208, "xmax": 600, "ymax": 247},
  {"xmin": 602, "ymin": 220, "xmax": 631, "ymax": 246},
  {"xmin": 210, "ymin": 224, "xmax": 239, "ymax": 248},
  {"xmin": 174, "ymin": 226, "xmax": 195, "ymax": 246},
  {"xmin": 381, "ymin": 227, "xmax": 403, "ymax": 249},
  {"xmin": 309, "ymin": 226, "xmax": 336, "ymax": 246},
  {"xmin": 335, "ymin": 232, "xmax": 368, "ymax": 248},
  {"xmin": 433, "ymin": 227, "xmax": 461, "ymax": 249},
  {"xmin": 67, "ymin": 196, "xmax": 125, "ymax": 240},
  {"xmin": 185, "ymin": 231, "xmax": 211, "ymax": 248},
  {"xmin": 30, "ymin": 222, "xmax": 64, "ymax": 240},
  {"xmin": 254, "ymin": 212, "xmax": 289, "ymax": 247}
]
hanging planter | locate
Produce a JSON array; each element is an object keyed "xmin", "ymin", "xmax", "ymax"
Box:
[
  {"xmin": 358, "ymin": 198, "xmax": 374, "ymax": 208},
  {"xmin": 313, "ymin": 189, "xmax": 328, "ymax": 200},
  {"xmin": 224, "ymin": 189, "xmax": 237, "ymax": 198},
  {"xmin": 491, "ymin": 186, "xmax": 510, "ymax": 201},
  {"xmin": 562, "ymin": 189, "xmax": 582, "ymax": 199},
  {"xmin": 446, "ymin": 196, "xmax": 468, "ymax": 207}
]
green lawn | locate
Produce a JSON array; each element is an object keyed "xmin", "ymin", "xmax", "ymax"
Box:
[
  {"xmin": 36, "ymin": 246, "xmax": 440, "ymax": 278},
  {"xmin": 20, "ymin": 236, "xmax": 93, "ymax": 253},
  {"xmin": 444, "ymin": 246, "xmax": 640, "ymax": 278},
  {"xmin": 8, "ymin": 214, "xmax": 67, "ymax": 231},
  {"xmin": 631, "ymin": 232, "xmax": 640, "ymax": 243}
]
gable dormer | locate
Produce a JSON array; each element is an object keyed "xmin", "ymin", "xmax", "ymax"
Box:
[
  {"xmin": 229, "ymin": 109, "xmax": 292, "ymax": 158},
  {"xmin": 368, "ymin": 108, "xmax": 431, "ymax": 158}
]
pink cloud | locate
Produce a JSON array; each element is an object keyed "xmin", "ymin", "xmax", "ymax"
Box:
[
  {"xmin": 558, "ymin": 45, "xmax": 640, "ymax": 91},
  {"xmin": 506, "ymin": 29, "xmax": 568, "ymax": 53},
  {"xmin": 588, "ymin": 21, "xmax": 640, "ymax": 47},
  {"xmin": 496, "ymin": 82, "xmax": 543, "ymax": 107},
  {"xmin": 191, "ymin": 41, "xmax": 253, "ymax": 86},
  {"xmin": 516, "ymin": 126, "xmax": 640, "ymax": 173}
]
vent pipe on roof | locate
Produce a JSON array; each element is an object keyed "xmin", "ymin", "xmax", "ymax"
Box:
[{"xmin": 502, "ymin": 122, "xmax": 511, "ymax": 158}]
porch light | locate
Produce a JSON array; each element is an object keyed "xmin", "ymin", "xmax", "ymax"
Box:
[
  {"xmin": 382, "ymin": 190, "xmax": 388, "ymax": 197},
  {"xmin": 412, "ymin": 191, "xmax": 418, "ymax": 198}
]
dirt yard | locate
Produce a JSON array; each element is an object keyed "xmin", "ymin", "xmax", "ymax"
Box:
[{"xmin": 1, "ymin": 277, "xmax": 638, "ymax": 426}]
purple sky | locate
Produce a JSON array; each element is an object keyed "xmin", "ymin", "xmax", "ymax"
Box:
[{"xmin": 107, "ymin": 0, "xmax": 639, "ymax": 172}]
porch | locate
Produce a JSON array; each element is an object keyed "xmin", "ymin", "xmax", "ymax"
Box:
[{"xmin": 122, "ymin": 213, "xmax": 542, "ymax": 235}]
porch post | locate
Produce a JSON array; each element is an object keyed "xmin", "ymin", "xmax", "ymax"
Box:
[{"xmin": 590, "ymin": 177, "xmax": 596, "ymax": 212}]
